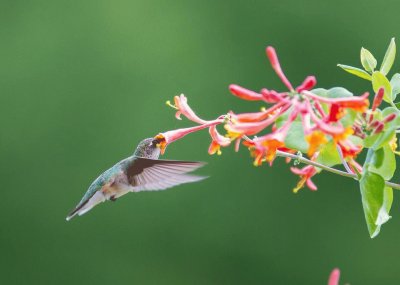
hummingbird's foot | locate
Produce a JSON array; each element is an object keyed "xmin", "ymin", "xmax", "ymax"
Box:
[{"xmin": 110, "ymin": 195, "xmax": 117, "ymax": 202}]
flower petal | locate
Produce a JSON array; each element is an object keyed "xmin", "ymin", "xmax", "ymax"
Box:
[{"xmin": 229, "ymin": 84, "xmax": 263, "ymax": 101}]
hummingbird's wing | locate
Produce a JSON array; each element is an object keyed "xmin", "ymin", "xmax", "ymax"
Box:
[{"xmin": 127, "ymin": 158, "xmax": 207, "ymax": 191}]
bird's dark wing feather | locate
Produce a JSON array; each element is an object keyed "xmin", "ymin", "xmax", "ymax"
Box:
[{"xmin": 126, "ymin": 158, "xmax": 207, "ymax": 191}]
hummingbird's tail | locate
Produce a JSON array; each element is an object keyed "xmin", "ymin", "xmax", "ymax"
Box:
[{"xmin": 66, "ymin": 192, "xmax": 106, "ymax": 221}]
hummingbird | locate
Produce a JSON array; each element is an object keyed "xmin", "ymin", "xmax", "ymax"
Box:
[{"xmin": 66, "ymin": 137, "xmax": 207, "ymax": 221}]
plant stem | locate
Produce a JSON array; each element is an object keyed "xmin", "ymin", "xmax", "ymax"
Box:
[
  {"xmin": 275, "ymin": 150, "xmax": 400, "ymax": 190},
  {"xmin": 336, "ymin": 145, "xmax": 354, "ymax": 174}
]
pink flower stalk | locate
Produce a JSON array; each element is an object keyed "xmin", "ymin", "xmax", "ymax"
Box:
[{"xmin": 328, "ymin": 268, "xmax": 341, "ymax": 285}]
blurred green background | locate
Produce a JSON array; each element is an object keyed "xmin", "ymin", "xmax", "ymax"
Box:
[{"xmin": 1, "ymin": 0, "xmax": 400, "ymax": 284}]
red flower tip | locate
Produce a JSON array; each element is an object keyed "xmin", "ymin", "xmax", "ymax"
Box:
[
  {"xmin": 372, "ymin": 87, "xmax": 385, "ymax": 111},
  {"xmin": 328, "ymin": 268, "xmax": 340, "ymax": 285},
  {"xmin": 229, "ymin": 84, "xmax": 263, "ymax": 101},
  {"xmin": 373, "ymin": 122, "xmax": 384, "ymax": 134},
  {"xmin": 266, "ymin": 46, "xmax": 279, "ymax": 68},
  {"xmin": 265, "ymin": 46, "xmax": 294, "ymax": 91},
  {"xmin": 383, "ymin": 113, "xmax": 397, "ymax": 123},
  {"xmin": 296, "ymin": 76, "xmax": 317, "ymax": 92}
]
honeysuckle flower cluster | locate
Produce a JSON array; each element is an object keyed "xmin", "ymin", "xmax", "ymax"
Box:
[
  {"xmin": 155, "ymin": 39, "xmax": 400, "ymax": 238},
  {"xmin": 157, "ymin": 46, "xmax": 371, "ymax": 189}
]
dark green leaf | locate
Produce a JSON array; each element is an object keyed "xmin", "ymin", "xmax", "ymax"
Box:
[
  {"xmin": 359, "ymin": 171, "xmax": 392, "ymax": 238},
  {"xmin": 366, "ymin": 146, "xmax": 396, "ymax": 180}
]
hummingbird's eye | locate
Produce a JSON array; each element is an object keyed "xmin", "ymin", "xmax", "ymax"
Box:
[{"xmin": 151, "ymin": 139, "xmax": 159, "ymax": 147}]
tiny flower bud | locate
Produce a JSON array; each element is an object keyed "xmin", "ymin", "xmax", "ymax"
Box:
[
  {"xmin": 369, "ymin": 120, "xmax": 379, "ymax": 129},
  {"xmin": 373, "ymin": 122, "xmax": 384, "ymax": 134},
  {"xmin": 383, "ymin": 113, "xmax": 397, "ymax": 123},
  {"xmin": 296, "ymin": 76, "xmax": 317, "ymax": 92},
  {"xmin": 372, "ymin": 87, "xmax": 384, "ymax": 111}
]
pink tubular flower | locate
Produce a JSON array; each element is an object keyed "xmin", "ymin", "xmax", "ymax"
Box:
[
  {"xmin": 169, "ymin": 94, "xmax": 208, "ymax": 124},
  {"xmin": 225, "ymin": 103, "xmax": 290, "ymax": 136},
  {"xmin": 155, "ymin": 120, "xmax": 223, "ymax": 154},
  {"xmin": 290, "ymin": 165, "xmax": 317, "ymax": 193},
  {"xmin": 229, "ymin": 102, "xmax": 285, "ymax": 123},
  {"xmin": 208, "ymin": 125, "xmax": 231, "ymax": 155},
  {"xmin": 328, "ymin": 268, "xmax": 341, "ymax": 285},
  {"xmin": 302, "ymin": 90, "xmax": 370, "ymax": 112}
]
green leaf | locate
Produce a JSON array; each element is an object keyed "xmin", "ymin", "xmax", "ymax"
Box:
[
  {"xmin": 364, "ymin": 133, "xmax": 382, "ymax": 148},
  {"xmin": 372, "ymin": 71, "xmax": 393, "ymax": 103},
  {"xmin": 373, "ymin": 129, "xmax": 396, "ymax": 150},
  {"xmin": 366, "ymin": 146, "xmax": 396, "ymax": 180},
  {"xmin": 326, "ymin": 87, "xmax": 353, "ymax": 98},
  {"xmin": 311, "ymin": 87, "xmax": 353, "ymax": 98},
  {"xmin": 359, "ymin": 171, "xmax": 393, "ymax": 238},
  {"xmin": 380, "ymin": 38, "xmax": 396, "ymax": 76},
  {"xmin": 337, "ymin": 64, "xmax": 372, "ymax": 81},
  {"xmin": 340, "ymin": 109, "xmax": 357, "ymax": 128},
  {"xmin": 390, "ymin": 73, "xmax": 400, "ymax": 101},
  {"xmin": 316, "ymin": 140, "xmax": 341, "ymax": 167},
  {"xmin": 283, "ymin": 121, "xmax": 309, "ymax": 153},
  {"xmin": 361, "ymin": 47, "xmax": 377, "ymax": 72}
]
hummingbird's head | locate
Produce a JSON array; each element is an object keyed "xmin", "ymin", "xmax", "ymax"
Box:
[{"xmin": 134, "ymin": 137, "xmax": 162, "ymax": 159}]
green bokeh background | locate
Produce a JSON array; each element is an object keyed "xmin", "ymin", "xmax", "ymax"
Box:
[{"xmin": 1, "ymin": 0, "xmax": 400, "ymax": 284}]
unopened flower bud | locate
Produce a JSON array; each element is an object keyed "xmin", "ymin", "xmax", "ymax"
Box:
[
  {"xmin": 372, "ymin": 87, "xmax": 384, "ymax": 111},
  {"xmin": 383, "ymin": 113, "xmax": 397, "ymax": 123}
]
